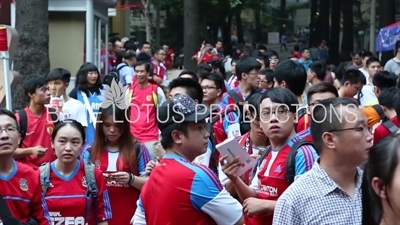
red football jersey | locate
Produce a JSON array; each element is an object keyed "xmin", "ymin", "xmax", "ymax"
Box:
[
  {"xmin": 44, "ymin": 161, "xmax": 112, "ymax": 225},
  {"xmin": 0, "ymin": 161, "xmax": 50, "ymax": 225},
  {"xmin": 90, "ymin": 147, "xmax": 150, "ymax": 225},
  {"xmin": 15, "ymin": 107, "xmax": 57, "ymax": 169}
]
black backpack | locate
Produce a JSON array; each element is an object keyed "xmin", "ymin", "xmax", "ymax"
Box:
[
  {"xmin": 249, "ymin": 139, "xmax": 316, "ymax": 184},
  {"xmin": 204, "ymin": 121, "xmax": 219, "ymax": 177},
  {"xmin": 17, "ymin": 108, "xmax": 59, "ymax": 147},
  {"xmin": 371, "ymin": 104, "xmax": 389, "ymax": 123},
  {"xmin": 227, "ymin": 88, "xmax": 262, "ymax": 134},
  {"xmin": 103, "ymin": 63, "xmax": 128, "ymax": 86}
]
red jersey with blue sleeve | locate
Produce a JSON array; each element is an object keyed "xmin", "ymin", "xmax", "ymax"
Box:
[
  {"xmin": 132, "ymin": 154, "xmax": 242, "ymax": 225},
  {"xmin": 297, "ymin": 128, "xmax": 314, "ymax": 143},
  {"xmin": 0, "ymin": 161, "xmax": 50, "ymax": 225},
  {"xmin": 81, "ymin": 144, "xmax": 151, "ymax": 225},
  {"xmin": 44, "ymin": 160, "xmax": 112, "ymax": 225}
]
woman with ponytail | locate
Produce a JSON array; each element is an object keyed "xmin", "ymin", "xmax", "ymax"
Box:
[{"xmin": 362, "ymin": 134, "xmax": 400, "ymax": 225}]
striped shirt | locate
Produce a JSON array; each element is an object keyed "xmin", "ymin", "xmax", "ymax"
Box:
[{"xmin": 273, "ymin": 160, "xmax": 363, "ymax": 225}]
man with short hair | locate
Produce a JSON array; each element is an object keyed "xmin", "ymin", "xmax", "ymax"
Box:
[
  {"xmin": 338, "ymin": 69, "xmax": 365, "ymax": 99},
  {"xmin": 221, "ymin": 88, "xmax": 318, "ymax": 225},
  {"xmin": 362, "ymin": 71, "xmax": 398, "ymax": 127},
  {"xmin": 298, "ymin": 48, "xmax": 312, "ymax": 71},
  {"xmin": 47, "ymin": 68, "xmax": 87, "ymax": 126},
  {"xmin": 297, "ymin": 82, "xmax": 339, "ymax": 133},
  {"xmin": 273, "ymin": 59, "xmax": 308, "ymax": 106},
  {"xmin": 131, "ymin": 94, "xmax": 244, "ymax": 225},
  {"xmin": 127, "ymin": 61, "xmax": 166, "ymax": 159},
  {"xmin": 373, "ymin": 87, "xmax": 400, "ymax": 144},
  {"xmin": 356, "ymin": 57, "xmax": 382, "ymax": 106},
  {"xmin": 0, "ymin": 108, "xmax": 51, "ymax": 225},
  {"xmin": 14, "ymin": 75, "xmax": 58, "ymax": 169},
  {"xmin": 273, "ymin": 98, "xmax": 372, "ymax": 224}
]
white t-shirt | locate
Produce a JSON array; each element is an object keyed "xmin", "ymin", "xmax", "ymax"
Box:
[
  {"xmin": 62, "ymin": 98, "xmax": 88, "ymax": 127},
  {"xmin": 359, "ymin": 67, "xmax": 369, "ymax": 80},
  {"xmin": 354, "ymin": 80, "xmax": 378, "ymax": 107}
]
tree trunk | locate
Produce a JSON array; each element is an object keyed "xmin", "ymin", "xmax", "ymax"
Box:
[
  {"xmin": 329, "ymin": 0, "xmax": 341, "ymax": 65},
  {"xmin": 309, "ymin": 0, "xmax": 318, "ymax": 46},
  {"xmin": 222, "ymin": 14, "xmax": 232, "ymax": 56},
  {"xmin": 183, "ymin": 0, "xmax": 199, "ymax": 70},
  {"xmin": 379, "ymin": 0, "xmax": 396, "ymax": 65},
  {"xmin": 155, "ymin": 0, "xmax": 160, "ymax": 46},
  {"xmin": 254, "ymin": 8, "xmax": 262, "ymax": 43},
  {"xmin": 12, "ymin": 0, "xmax": 50, "ymax": 110},
  {"xmin": 340, "ymin": 0, "xmax": 354, "ymax": 61},
  {"xmin": 235, "ymin": 9, "xmax": 244, "ymax": 44},
  {"xmin": 141, "ymin": 0, "xmax": 153, "ymax": 42},
  {"xmin": 279, "ymin": 0, "xmax": 286, "ymax": 39},
  {"xmin": 319, "ymin": 0, "xmax": 330, "ymax": 42}
]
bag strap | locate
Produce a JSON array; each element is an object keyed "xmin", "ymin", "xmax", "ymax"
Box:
[
  {"xmin": 17, "ymin": 109, "xmax": 27, "ymax": 147},
  {"xmin": 39, "ymin": 163, "xmax": 52, "ymax": 196},
  {"xmin": 372, "ymin": 104, "xmax": 384, "ymax": 119},
  {"xmin": 211, "ymin": 108, "xmax": 237, "ymax": 124},
  {"xmin": 249, "ymin": 146, "xmax": 272, "ymax": 182},
  {"xmin": 285, "ymin": 139, "xmax": 314, "ymax": 184},
  {"xmin": 382, "ymin": 120, "xmax": 399, "ymax": 134},
  {"xmin": 0, "ymin": 193, "xmax": 13, "ymax": 223},
  {"xmin": 227, "ymin": 90, "xmax": 243, "ymax": 103},
  {"xmin": 83, "ymin": 162, "xmax": 98, "ymax": 223},
  {"xmin": 81, "ymin": 91, "xmax": 97, "ymax": 128}
]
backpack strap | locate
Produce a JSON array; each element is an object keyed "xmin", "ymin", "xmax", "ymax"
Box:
[
  {"xmin": 17, "ymin": 109, "xmax": 28, "ymax": 147},
  {"xmin": 249, "ymin": 146, "xmax": 272, "ymax": 182},
  {"xmin": 211, "ymin": 108, "xmax": 237, "ymax": 124},
  {"xmin": 83, "ymin": 161, "xmax": 98, "ymax": 222},
  {"xmin": 39, "ymin": 163, "xmax": 52, "ymax": 196},
  {"xmin": 285, "ymin": 139, "xmax": 315, "ymax": 184},
  {"xmin": 382, "ymin": 120, "xmax": 399, "ymax": 134},
  {"xmin": 204, "ymin": 122, "xmax": 218, "ymax": 176},
  {"xmin": 227, "ymin": 90, "xmax": 243, "ymax": 104}
]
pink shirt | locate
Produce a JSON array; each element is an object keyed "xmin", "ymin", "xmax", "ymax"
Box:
[{"xmin": 129, "ymin": 82, "xmax": 159, "ymax": 142}]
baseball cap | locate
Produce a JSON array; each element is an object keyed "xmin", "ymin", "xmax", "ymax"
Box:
[{"xmin": 157, "ymin": 94, "xmax": 210, "ymax": 130}]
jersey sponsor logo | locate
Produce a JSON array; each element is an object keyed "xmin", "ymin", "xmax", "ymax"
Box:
[
  {"xmin": 19, "ymin": 178, "xmax": 28, "ymax": 191},
  {"xmin": 91, "ymin": 102, "xmax": 102, "ymax": 111},
  {"xmin": 49, "ymin": 212, "xmax": 87, "ymax": 225},
  {"xmin": 258, "ymin": 184, "xmax": 278, "ymax": 197}
]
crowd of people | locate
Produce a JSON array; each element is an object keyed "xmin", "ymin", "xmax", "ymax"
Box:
[{"xmin": 1, "ymin": 37, "xmax": 400, "ymax": 225}]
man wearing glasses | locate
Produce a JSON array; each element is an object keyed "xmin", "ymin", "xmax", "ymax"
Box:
[
  {"xmin": 221, "ymin": 88, "xmax": 318, "ymax": 225},
  {"xmin": 273, "ymin": 98, "xmax": 372, "ymax": 224}
]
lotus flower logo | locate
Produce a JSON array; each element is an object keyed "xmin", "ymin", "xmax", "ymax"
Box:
[{"xmin": 100, "ymin": 79, "xmax": 129, "ymax": 110}]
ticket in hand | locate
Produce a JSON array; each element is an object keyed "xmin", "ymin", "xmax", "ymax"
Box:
[{"xmin": 216, "ymin": 137, "xmax": 256, "ymax": 176}]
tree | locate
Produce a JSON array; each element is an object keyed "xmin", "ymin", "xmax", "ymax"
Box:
[
  {"xmin": 329, "ymin": 0, "xmax": 342, "ymax": 64},
  {"xmin": 341, "ymin": 0, "xmax": 354, "ymax": 61},
  {"xmin": 141, "ymin": 0, "xmax": 153, "ymax": 42},
  {"xmin": 183, "ymin": 0, "xmax": 199, "ymax": 70},
  {"xmin": 12, "ymin": 0, "xmax": 50, "ymax": 110},
  {"xmin": 379, "ymin": 0, "xmax": 396, "ymax": 64}
]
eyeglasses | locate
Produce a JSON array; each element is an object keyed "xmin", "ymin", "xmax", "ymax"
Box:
[
  {"xmin": 202, "ymin": 86, "xmax": 217, "ymax": 91},
  {"xmin": 0, "ymin": 127, "xmax": 18, "ymax": 134},
  {"xmin": 260, "ymin": 108, "xmax": 289, "ymax": 119},
  {"xmin": 329, "ymin": 126, "xmax": 372, "ymax": 134}
]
